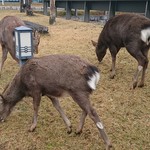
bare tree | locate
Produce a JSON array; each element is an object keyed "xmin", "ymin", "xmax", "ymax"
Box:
[
  {"xmin": 49, "ymin": 0, "xmax": 56, "ymax": 24},
  {"xmin": 20, "ymin": 0, "xmax": 24, "ymax": 12},
  {"xmin": 20, "ymin": 0, "xmax": 33, "ymax": 15}
]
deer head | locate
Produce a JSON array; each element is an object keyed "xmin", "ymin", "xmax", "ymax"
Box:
[{"xmin": 0, "ymin": 94, "xmax": 12, "ymax": 122}]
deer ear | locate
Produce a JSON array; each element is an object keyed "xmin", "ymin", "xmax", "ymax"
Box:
[{"xmin": 91, "ymin": 40, "xmax": 97, "ymax": 47}]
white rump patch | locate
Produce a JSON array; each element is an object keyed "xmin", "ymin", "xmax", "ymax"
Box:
[
  {"xmin": 141, "ymin": 28, "xmax": 150, "ymax": 45},
  {"xmin": 96, "ymin": 122, "xmax": 104, "ymax": 129},
  {"xmin": 87, "ymin": 71, "xmax": 100, "ymax": 90}
]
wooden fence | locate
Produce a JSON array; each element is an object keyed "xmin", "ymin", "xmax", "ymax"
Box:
[{"xmin": 43, "ymin": 0, "xmax": 150, "ymax": 22}]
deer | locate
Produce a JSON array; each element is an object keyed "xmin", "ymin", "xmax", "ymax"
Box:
[
  {"xmin": 92, "ymin": 13, "xmax": 150, "ymax": 89},
  {"xmin": 0, "ymin": 54, "xmax": 112, "ymax": 150},
  {"xmin": 0, "ymin": 15, "xmax": 40, "ymax": 75}
]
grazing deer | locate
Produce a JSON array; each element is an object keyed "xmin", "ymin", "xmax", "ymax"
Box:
[
  {"xmin": 92, "ymin": 13, "xmax": 150, "ymax": 89},
  {"xmin": 0, "ymin": 54, "xmax": 112, "ymax": 150},
  {"xmin": 0, "ymin": 16, "xmax": 40, "ymax": 75}
]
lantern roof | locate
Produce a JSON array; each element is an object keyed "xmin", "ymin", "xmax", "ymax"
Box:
[{"xmin": 15, "ymin": 26, "xmax": 32, "ymax": 31}]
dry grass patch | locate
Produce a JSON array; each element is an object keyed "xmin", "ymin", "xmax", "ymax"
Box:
[{"xmin": 0, "ymin": 10, "xmax": 150, "ymax": 150}]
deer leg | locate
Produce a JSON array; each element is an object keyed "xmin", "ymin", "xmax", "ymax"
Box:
[
  {"xmin": 126, "ymin": 44, "xmax": 148, "ymax": 89},
  {"xmin": 0, "ymin": 45, "xmax": 8, "ymax": 75},
  {"xmin": 70, "ymin": 92, "xmax": 112, "ymax": 150},
  {"xmin": 76, "ymin": 110, "xmax": 87, "ymax": 134},
  {"xmin": 29, "ymin": 93, "xmax": 41, "ymax": 132},
  {"xmin": 138, "ymin": 49, "xmax": 149, "ymax": 88},
  {"xmin": 131, "ymin": 52, "xmax": 147, "ymax": 89},
  {"xmin": 48, "ymin": 96, "xmax": 72, "ymax": 134},
  {"xmin": 110, "ymin": 56, "xmax": 116, "ymax": 79},
  {"xmin": 132, "ymin": 65, "xmax": 143, "ymax": 89},
  {"xmin": 138, "ymin": 63, "xmax": 147, "ymax": 87},
  {"xmin": 87, "ymin": 107, "xmax": 112, "ymax": 149},
  {"xmin": 109, "ymin": 45, "xmax": 119, "ymax": 79}
]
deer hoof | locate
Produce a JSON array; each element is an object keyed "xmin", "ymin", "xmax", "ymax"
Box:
[
  {"xmin": 0, "ymin": 118, "xmax": 5, "ymax": 122},
  {"xmin": 138, "ymin": 82, "xmax": 144, "ymax": 88},
  {"xmin": 67, "ymin": 127, "xmax": 72, "ymax": 134},
  {"xmin": 106, "ymin": 143, "xmax": 113, "ymax": 150},
  {"xmin": 109, "ymin": 74, "xmax": 115, "ymax": 79},
  {"xmin": 132, "ymin": 81, "xmax": 138, "ymax": 89},
  {"xmin": 28, "ymin": 125, "xmax": 36, "ymax": 132},
  {"xmin": 75, "ymin": 130, "xmax": 82, "ymax": 135}
]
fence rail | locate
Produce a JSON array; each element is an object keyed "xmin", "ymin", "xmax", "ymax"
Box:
[
  {"xmin": 43, "ymin": 0, "xmax": 150, "ymax": 22},
  {"xmin": 0, "ymin": 0, "xmax": 19, "ymax": 2}
]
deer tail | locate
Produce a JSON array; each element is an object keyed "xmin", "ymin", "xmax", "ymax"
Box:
[{"xmin": 85, "ymin": 65, "xmax": 100, "ymax": 90}]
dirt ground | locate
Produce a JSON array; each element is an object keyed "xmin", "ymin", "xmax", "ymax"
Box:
[{"xmin": 0, "ymin": 10, "xmax": 150, "ymax": 150}]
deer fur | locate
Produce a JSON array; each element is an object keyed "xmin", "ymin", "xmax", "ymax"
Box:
[
  {"xmin": 92, "ymin": 13, "xmax": 150, "ymax": 89},
  {"xmin": 0, "ymin": 16, "xmax": 40, "ymax": 75},
  {"xmin": 0, "ymin": 54, "xmax": 112, "ymax": 150}
]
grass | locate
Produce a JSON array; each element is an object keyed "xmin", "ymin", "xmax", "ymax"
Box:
[{"xmin": 0, "ymin": 10, "xmax": 150, "ymax": 150}]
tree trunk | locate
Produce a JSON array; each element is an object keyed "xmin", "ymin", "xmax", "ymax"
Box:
[
  {"xmin": 49, "ymin": 0, "xmax": 56, "ymax": 25},
  {"xmin": 23, "ymin": 20, "xmax": 49, "ymax": 34},
  {"xmin": 20, "ymin": 0, "xmax": 33, "ymax": 15},
  {"xmin": 25, "ymin": 0, "xmax": 33, "ymax": 16},
  {"xmin": 20, "ymin": 0, "xmax": 24, "ymax": 12}
]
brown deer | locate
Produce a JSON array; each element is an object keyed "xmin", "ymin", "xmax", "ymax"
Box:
[
  {"xmin": 92, "ymin": 13, "xmax": 150, "ymax": 89},
  {"xmin": 0, "ymin": 16, "xmax": 40, "ymax": 75},
  {"xmin": 0, "ymin": 54, "xmax": 112, "ymax": 150}
]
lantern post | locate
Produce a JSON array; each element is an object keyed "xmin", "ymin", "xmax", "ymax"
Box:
[{"xmin": 15, "ymin": 26, "xmax": 33, "ymax": 66}]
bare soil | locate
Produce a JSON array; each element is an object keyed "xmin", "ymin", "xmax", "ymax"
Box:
[{"xmin": 0, "ymin": 10, "xmax": 150, "ymax": 150}]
